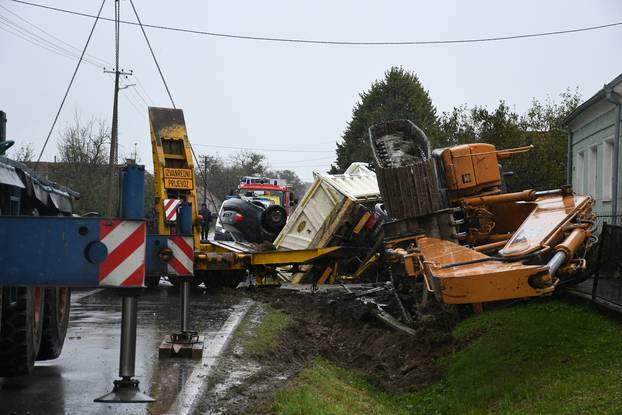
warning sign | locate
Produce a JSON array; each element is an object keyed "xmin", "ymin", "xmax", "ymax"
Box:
[
  {"xmin": 163, "ymin": 168, "xmax": 193, "ymax": 189},
  {"xmin": 165, "ymin": 178, "xmax": 193, "ymax": 189},
  {"xmin": 164, "ymin": 168, "xmax": 193, "ymax": 179}
]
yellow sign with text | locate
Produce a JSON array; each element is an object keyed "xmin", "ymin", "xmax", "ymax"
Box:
[
  {"xmin": 164, "ymin": 178, "xmax": 193, "ymax": 189},
  {"xmin": 164, "ymin": 168, "xmax": 193, "ymax": 189},
  {"xmin": 164, "ymin": 168, "xmax": 193, "ymax": 179}
]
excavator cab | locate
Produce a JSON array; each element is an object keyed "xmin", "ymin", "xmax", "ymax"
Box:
[{"xmin": 370, "ymin": 120, "xmax": 596, "ymax": 307}]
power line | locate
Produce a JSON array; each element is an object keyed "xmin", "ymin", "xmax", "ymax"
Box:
[
  {"xmin": 130, "ymin": 83, "xmax": 150, "ymax": 106},
  {"xmin": 10, "ymin": 0, "xmax": 622, "ymax": 46},
  {"xmin": 269, "ymin": 156, "xmax": 335, "ymax": 164},
  {"xmin": 193, "ymin": 143, "xmax": 334, "ymax": 153},
  {"xmin": 128, "ymin": 0, "xmax": 175, "ymax": 108},
  {"xmin": 0, "ymin": 4, "xmax": 111, "ymax": 67},
  {"xmin": 0, "ymin": 14, "xmax": 104, "ymax": 68},
  {"xmin": 135, "ymin": 77, "xmax": 155, "ymax": 104},
  {"xmin": 269, "ymin": 162, "xmax": 334, "ymax": 168},
  {"xmin": 126, "ymin": 0, "xmax": 212, "ymax": 200},
  {"xmin": 0, "ymin": 21, "xmax": 81, "ymax": 62},
  {"xmin": 0, "ymin": 11, "xmax": 157, "ymax": 110},
  {"xmin": 34, "ymin": 0, "xmax": 107, "ymax": 170},
  {"xmin": 1, "ymin": 4, "xmax": 155, "ymax": 112}
]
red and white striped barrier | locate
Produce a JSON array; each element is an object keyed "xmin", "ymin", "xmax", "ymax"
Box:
[
  {"xmin": 167, "ymin": 236, "xmax": 194, "ymax": 276},
  {"xmin": 98, "ymin": 220, "xmax": 147, "ymax": 287},
  {"xmin": 163, "ymin": 199, "xmax": 181, "ymax": 222}
]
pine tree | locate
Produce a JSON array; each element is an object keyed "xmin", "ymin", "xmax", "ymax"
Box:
[{"xmin": 331, "ymin": 67, "xmax": 439, "ymax": 172}]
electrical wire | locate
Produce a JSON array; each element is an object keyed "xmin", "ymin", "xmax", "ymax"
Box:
[
  {"xmin": 0, "ymin": 21, "xmax": 83, "ymax": 62},
  {"xmin": 128, "ymin": 0, "xmax": 175, "ymax": 108},
  {"xmin": 0, "ymin": 11, "xmax": 156, "ymax": 111},
  {"xmin": 34, "ymin": 0, "xmax": 107, "ymax": 171},
  {"xmin": 268, "ymin": 156, "xmax": 335, "ymax": 164},
  {"xmin": 131, "ymin": 86, "xmax": 149, "ymax": 106},
  {"xmin": 0, "ymin": 14, "xmax": 105, "ymax": 68},
  {"xmin": 135, "ymin": 77, "xmax": 155, "ymax": 105},
  {"xmin": 0, "ymin": 4, "xmax": 111, "ymax": 67},
  {"xmin": 126, "ymin": 0, "xmax": 212, "ymax": 201},
  {"xmin": 10, "ymin": 0, "xmax": 622, "ymax": 46},
  {"xmin": 268, "ymin": 164, "xmax": 332, "ymax": 168},
  {"xmin": 193, "ymin": 143, "xmax": 334, "ymax": 153}
]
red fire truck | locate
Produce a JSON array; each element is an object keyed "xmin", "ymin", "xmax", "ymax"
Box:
[{"xmin": 238, "ymin": 176, "xmax": 297, "ymax": 215}]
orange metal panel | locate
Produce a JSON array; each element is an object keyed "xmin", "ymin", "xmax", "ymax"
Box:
[
  {"xmin": 416, "ymin": 236, "xmax": 552, "ymax": 304},
  {"xmin": 499, "ymin": 195, "xmax": 591, "ymax": 257}
]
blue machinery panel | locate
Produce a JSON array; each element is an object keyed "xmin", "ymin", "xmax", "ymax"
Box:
[
  {"xmin": 145, "ymin": 234, "xmax": 170, "ymax": 277},
  {"xmin": 0, "ymin": 217, "xmax": 120, "ymax": 286},
  {"xmin": 0, "ymin": 164, "xmax": 147, "ymax": 287}
]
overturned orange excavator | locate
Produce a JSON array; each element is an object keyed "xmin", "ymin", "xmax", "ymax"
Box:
[{"xmin": 371, "ymin": 120, "xmax": 596, "ymax": 307}]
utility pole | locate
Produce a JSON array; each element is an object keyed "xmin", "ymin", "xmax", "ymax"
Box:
[
  {"xmin": 133, "ymin": 142, "xmax": 138, "ymax": 162},
  {"xmin": 202, "ymin": 155, "xmax": 208, "ymax": 206},
  {"xmin": 104, "ymin": 0, "xmax": 132, "ymax": 218}
]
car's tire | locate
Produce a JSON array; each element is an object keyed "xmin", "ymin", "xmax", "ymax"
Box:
[
  {"xmin": 0, "ymin": 287, "xmax": 45, "ymax": 376},
  {"xmin": 37, "ymin": 287, "xmax": 71, "ymax": 361},
  {"xmin": 214, "ymin": 229, "xmax": 234, "ymax": 241},
  {"xmin": 145, "ymin": 276, "xmax": 161, "ymax": 289},
  {"xmin": 261, "ymin": 205, "xmax": 287, "ymax": 233}
]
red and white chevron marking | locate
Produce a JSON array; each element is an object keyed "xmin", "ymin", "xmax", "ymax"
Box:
[
  {"xmin": 98, "ymin": 220, "xmax": 146, "ymax": 287},
  {"xmin": 167, "ymin": 236, "xmax": 194, "ymax": 276},
  {"xmin": 164, "ymin": 198, "xmax": 181, "ymax": 222}
]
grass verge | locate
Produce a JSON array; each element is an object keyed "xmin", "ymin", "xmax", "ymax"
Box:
[
  {"xmin": 239, "ymin": 303, "xmax": 291, "ymax": 356},
  {"xmin": 273, "ymin": 300, "xmax": 622, "ymax": 415}
]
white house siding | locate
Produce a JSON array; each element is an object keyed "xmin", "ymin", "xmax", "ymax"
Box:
[{"xmin": 570, "ymin": 107, "xmax": 619, "ymax": 217}]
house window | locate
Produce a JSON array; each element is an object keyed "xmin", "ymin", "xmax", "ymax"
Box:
[
  {"xmin": 576, "ymin": 151, "xmax": 585, "ymax": 193},
  {"xmin": 602, "ymin": 138, "xmax": 614, "ymax": 201},
  {"xmin": 587, "ymin": 145, "xmax": 598, "ymax": 197}
]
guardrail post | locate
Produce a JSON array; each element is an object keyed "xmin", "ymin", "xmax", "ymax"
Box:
[{"xmin": 95, "ymin": 164, "xmax": 155, "ymax": 403}]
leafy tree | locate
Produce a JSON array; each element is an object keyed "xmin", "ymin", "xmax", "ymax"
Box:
[
  {"xmin": 437, "ymin": 90, "xmax": 580, "ymax": 191},
  {"xmin": 331, "ymin": 67, "xmax": 440, "ymax": 172},
  {"xmin": 265, "ymin": 168, "xmax": 306, "ymax": 198}
]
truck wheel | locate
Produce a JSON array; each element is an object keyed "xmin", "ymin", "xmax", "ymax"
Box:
[
  {"xmin": 37, "ymin": 288, "xmax": 71, "ymax": 361},
  {"xmin": 201, "ymin": 271, "xmax": 246, "ymax": 289},
  {"xmin": 261, "ymin": 205, "xmax": 287, "ymax": 233},
  {"xmin": 218, "ymin": 271, "xmax": 246, "ymax": 288},
  {"xmin": 0, "ymin": 287, "xmax": 45, "ymax": 376}
]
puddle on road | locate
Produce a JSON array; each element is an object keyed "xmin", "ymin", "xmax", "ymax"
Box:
[{"xmin": 0, "ymin": 286, "xmax": 241, "ymax": 415}]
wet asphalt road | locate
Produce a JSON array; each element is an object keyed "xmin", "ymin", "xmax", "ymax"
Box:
[{"xmin": 0, "ymin": 284, "xmax": 239, "ymax": 415}]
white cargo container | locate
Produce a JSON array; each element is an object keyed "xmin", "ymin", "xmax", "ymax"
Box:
[{"xmin": 274, "ymin": 163, "xmax": 381, "ymax": 251}]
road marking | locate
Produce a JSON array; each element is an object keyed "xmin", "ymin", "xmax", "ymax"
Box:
[{"xmin": 166, "ymin": 298, "xmax": 254, "ymax": 415}]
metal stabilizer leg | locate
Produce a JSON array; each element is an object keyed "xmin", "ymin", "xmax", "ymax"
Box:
[
  {"xmin": 168, "ymin": 279, "xmax": 200, "ymax": 345},
  {"xmin": 159, "ymin": 279, "xmax": 203, "ymax": 358},
  {"xmin": 95, "ymin": 293, "xmax": 155, "ymax": 403}
]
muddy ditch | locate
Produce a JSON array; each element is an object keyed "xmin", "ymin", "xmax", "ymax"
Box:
[{"xmin": 197, "ymin": 285, "xmax": 461, "ymax": 414}]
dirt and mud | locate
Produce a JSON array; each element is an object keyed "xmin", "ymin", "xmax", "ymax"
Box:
[{"xmin": 200, "ymin": 285, "xmax": 461, "ymax": 414}]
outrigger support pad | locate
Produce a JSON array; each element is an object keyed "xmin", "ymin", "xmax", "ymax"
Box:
[
  {"xmin": 94, "ymin": 293, "xmax": 155, "ymax": 403},
  {"xmin": 94, "ymin": 377, "xmax": 155, "ymax": 403}
]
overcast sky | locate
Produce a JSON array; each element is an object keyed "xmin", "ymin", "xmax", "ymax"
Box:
[{"xmin": 1, "ymin": 0, "xmax": 621, "ymax": 182}]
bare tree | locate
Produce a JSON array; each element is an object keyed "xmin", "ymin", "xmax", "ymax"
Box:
[
  {"xmin": 11, "ymin": 143, "xmax": 36, "ymax": 163},
  {"xmin": 50, "ymin": 114, "xmax": 111, "ymax": 214},
  {"xmin": 196, "ymin": 151, "xmax": 306, "ymax": 208}
]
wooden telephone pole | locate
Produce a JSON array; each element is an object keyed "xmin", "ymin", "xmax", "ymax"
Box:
[{"xmin": 105, "ymin": 0, "xmax": 133, "ymax": 217}]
